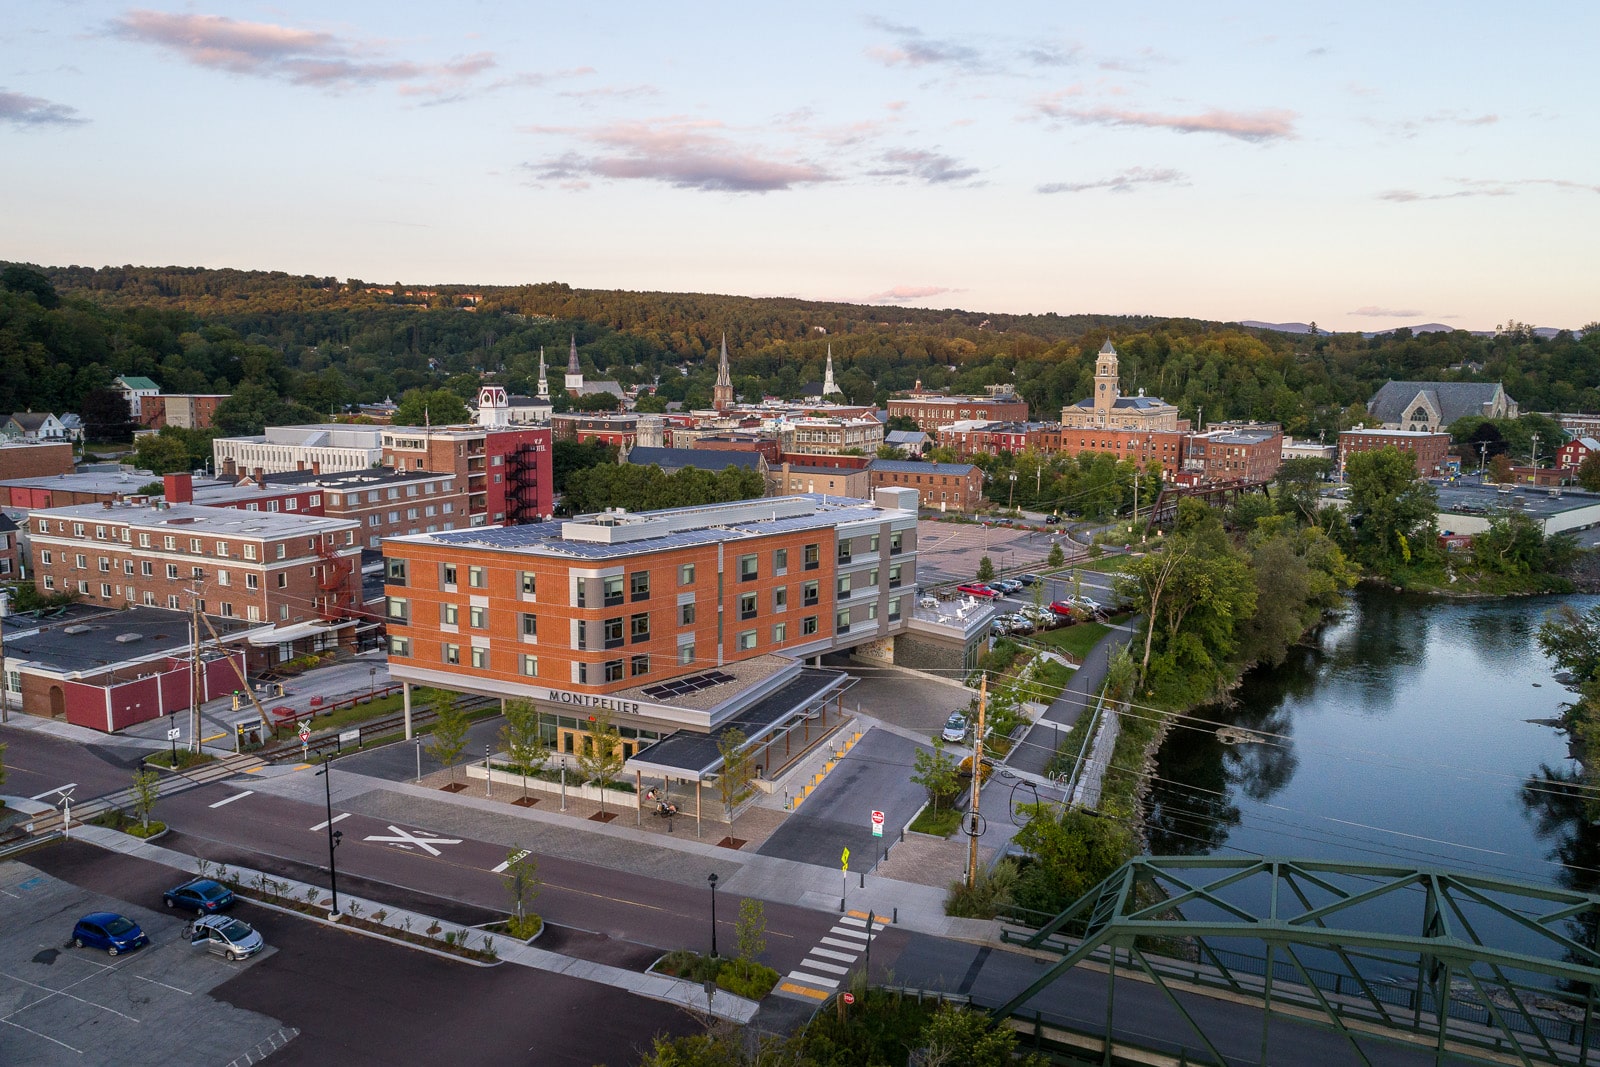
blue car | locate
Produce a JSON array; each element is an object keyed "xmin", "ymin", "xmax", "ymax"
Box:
[
  {"xmin": 163, "ymin": 878, "xmax": 235, "ymax": 915},
  {"xmin": 71, "ymin": 912, "xmax": 148, "ymax": 956}
]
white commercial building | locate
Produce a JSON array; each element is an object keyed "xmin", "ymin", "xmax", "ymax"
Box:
[{"xmin": 213, "ymin": 425, "xmax": 385, "ymax": 476}]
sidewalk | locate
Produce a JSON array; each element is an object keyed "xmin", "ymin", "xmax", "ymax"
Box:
[{"xmin": 72, "ymin": 822, "xmax": 761, "ymax": 1024}]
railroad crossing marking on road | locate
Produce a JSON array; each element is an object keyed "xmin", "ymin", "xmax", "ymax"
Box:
[{"xmin": 364, "ymin": 824, "xmax": 463, "ymax": 856}]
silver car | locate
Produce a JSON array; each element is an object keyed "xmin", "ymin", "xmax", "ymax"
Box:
[{"xmin": 190, "ymin": 915, "xmax": 265, "ymax": 961}]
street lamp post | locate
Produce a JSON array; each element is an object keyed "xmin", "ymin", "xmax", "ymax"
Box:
[
  {"xmin": 1007, "ymin": 471, "xmax": 1017, "ymax": 511},
  {"xmin": 315, "ymin": 757, "xmax": 344, "ymax": 917},
  {"xmin": 368, "ymin": 666, "xmax": 376, "ymax": 701},
  {"xmin": 707, "ymin": 872, "xmax": 720, "ymax": 958}
]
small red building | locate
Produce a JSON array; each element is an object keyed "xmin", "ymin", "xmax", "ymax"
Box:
[{"xmin": 1557, "ymin": 437, "xmax": 1600, "ymax": 470}]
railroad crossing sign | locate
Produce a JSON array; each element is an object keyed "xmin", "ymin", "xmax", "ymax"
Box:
[
  {"xmin": 298, "ymin": 723, "xmax": 311, "ymax": 743},
  {"xmin": 871, "ymin": 810, "xmax": 884, "ymax": 838},
  {"xmin": 364, "ymin": 825, "xmax": 464, "ymax": 856}
]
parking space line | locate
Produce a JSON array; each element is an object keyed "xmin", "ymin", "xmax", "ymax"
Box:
[
  {"xmin": 209, "ymin": 791, "xmax": 254, "ymax": 809},
  {"xmin": 0, "ymin": 1016, "xmax": 82, "ymax": 1054},
  {"xmin": 0, "ymin": 969, "xmax": 141, "ymax": 1023},
  {"xmin": 309, "ymin": 813, "xmax": 350, "ymax": 832},
  {"xmin": 135, "ymin": 974, "xmax": 192, "ymax": 995}
]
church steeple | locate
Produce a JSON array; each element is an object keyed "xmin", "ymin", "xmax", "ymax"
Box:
[
  {"xmin": 822, "ymin": 344, "xmax": 840, "ymax": 397},
  {"xmin": 564, "ymin": 333, "xmax": 583, "ymax": 395},
  {"xmin": 536, "ymin": 346, "xmax": 549, "ymax": 400},
  {"xmin": 713, "ymin": 332, "xmax": 734, "ymax": 411}
]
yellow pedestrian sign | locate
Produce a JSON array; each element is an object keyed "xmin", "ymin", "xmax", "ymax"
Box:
[{"xmin": 841, "ymin": 847, "xmax": 850, "ymax": 872}]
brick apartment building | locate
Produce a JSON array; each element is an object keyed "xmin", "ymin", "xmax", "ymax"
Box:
[
  {"xmin": 935, "ymin": 421, "xmax": 1039, "ymax": 459},
  {"xmin": 550, "ymin": 413, "xmax": 640, "ymax": 448},
  {"xmin": 0, "ymin": 515, "xmax": 18, "ymax": 579},
  {"xmin": 380, "ymin": 425, "xmax": 552, "ymax": 526},
  {"xmin": 866, "ymin": 459, "xmax": 984, "ymax": 511},
  {"xmin": 778, "ymin": 416, "xmax": 884, "ymax": 456},
  {"xmin": 1338, "ymin": 429, "xmax": 1452, "ymax": 477},
  {"xmin": 28, "ymin": 500, "xmax": 363, "ymax": 654},
  {"xmin": 382, "ymin": 491, "xmax": 920, "ymax": 771},
  {"xmin": 267, "ymin": 467, "xmax": 470, "ymax": 549},
  {"xmin": 139, "ymin": 394, "xmax": 229, "ymax": 430},
  {"xmin": 888, "ymin": 391, "xmax": 1029, "ymax": 432},
  {"xmin": 769, "ymin": 462, "xmax": 871, "ymax": 499}
]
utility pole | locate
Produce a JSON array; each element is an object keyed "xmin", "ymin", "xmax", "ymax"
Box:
[
  {"xmin": 967, "ymin": 673, "xmax": 988, "ymax": 891},
  {"xmin": 1530, "ymin": 432, "xmax": 1540, "ymax": 470},
  {"xmin": 189, "ymin": 586, "xmax": 202, "ymax": 754}
]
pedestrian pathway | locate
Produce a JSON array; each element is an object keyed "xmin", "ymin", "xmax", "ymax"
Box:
[
  {"xmin": 1005, "ymin": 615, "xmax": 1140, "ymax": 777},
  {"xmin": 776, "ymin": 909, "xmax": 888, "ymax": 1001}
]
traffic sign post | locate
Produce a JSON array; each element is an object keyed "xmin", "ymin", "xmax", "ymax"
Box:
[
  {"xmin": 841, "ymin": 847, "xmax": 850, "ymax": 912},
  {"xmin": 300, "ymin": 722, "xmax": 311, "ymax": 760},
  {"xmin": 871, "ymin": 809, "xmax": 884, "ymax": 838},
  {"xmin": 167, "ymin": 725, "xmax": 180, "ymax": 762}
]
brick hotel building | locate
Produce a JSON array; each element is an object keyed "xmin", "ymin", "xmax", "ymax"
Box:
[{"xmin": 383, "ymin": 490, "xmax": 921, "ymax": 811}]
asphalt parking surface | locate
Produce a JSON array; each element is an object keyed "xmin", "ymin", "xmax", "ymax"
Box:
[
  {"xmin": 17, "ymin": 841, "xmax": 703, "ymax": 1066},
  {"xmin": 0, "ymin": 851, "xmax": 286, "ymax": 1067}
]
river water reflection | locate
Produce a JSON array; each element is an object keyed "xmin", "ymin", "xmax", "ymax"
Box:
[{"xmin": 1147, "ymin": 587, "xmax": 1600, "ymax": 895}]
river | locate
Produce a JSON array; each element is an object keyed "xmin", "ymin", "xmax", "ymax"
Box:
[{"xmin": 1146, "ymin": 587, "xmax": 1600, "ymax": 895}]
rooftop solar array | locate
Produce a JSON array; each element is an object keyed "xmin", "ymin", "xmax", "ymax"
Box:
[{"xmin": 641, "ymin": 670, "xmax": 735, "ymax": 701}]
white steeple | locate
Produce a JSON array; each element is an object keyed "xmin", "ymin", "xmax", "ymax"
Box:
[
  {"xmin": 536, "ymin": 346, "xmax": 549, "ymax": 400},
  {"xmin": 822, "ymin": 344, "xmax": 841, "ymax": 396}
]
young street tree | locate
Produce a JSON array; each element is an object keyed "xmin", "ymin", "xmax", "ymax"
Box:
[
  {"xmin": 499, "ymin": 698, "xmax": 548, "ymax": 801},
  {"xmin": 911, "ymin": 739, "xmax": 960, "ymax": 811},
  {"xmin": 131, "ymin": 768, "xmax": 161, "ymax": 832},
  {"xmin": 714, "ymin": 727, "xmax": 754, "ymax": 819},
  {"xmin": 976, "ymin": 555, "xmax": 995, "ymax": 581},
  {"xmin": 425, "ymin": 690, "xmax": 470, "ymax": 785},
  {"xmin": 501, "ymin": 847, "xmax": 541, "ymax": 939},
  {"xmin": 576, "ymin": 708, "xmax": 624, "ymax": 814},
  {"xmin": 1047, "ymin": 541, "xmax": 1065, "ymax": 569},
  {"xmin": 735, "ymin": 898, "xmax": 767, "ymax": 963}
]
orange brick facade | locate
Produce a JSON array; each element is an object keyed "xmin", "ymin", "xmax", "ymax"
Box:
[
  {"xmin": 888, "ymin": 395, "xmax": 1030, "ymax": 431},
  {"xmin": 1338, "ymin": 430, "xmax": 1451, "ymax": 477}
]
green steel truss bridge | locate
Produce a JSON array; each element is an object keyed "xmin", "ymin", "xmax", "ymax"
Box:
[{"xmin": 992, "ymin": 856, "xmax": 1600, "ymax": 1067}]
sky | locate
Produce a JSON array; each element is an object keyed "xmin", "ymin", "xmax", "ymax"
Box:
[{"xmin": 3, "ymin": 2, "xmax": 1597, "ymax": 333}]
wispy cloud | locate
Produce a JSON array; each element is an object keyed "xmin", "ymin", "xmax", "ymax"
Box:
[
  {"xmin": 1350, "ymin": 305, "xmax": 1423, "ymax": 318},
  {"xmin": 522, "ymin": 118, "xmax": 833, "ymax": 193},
  {"xmin": 557, "ymin": 83, "xmax": 658, "ymax": 104},
  {"xmin": 1037, "ymin": 166, "xmax": 1186, "ymax": 194},
  {"xmin": 1380, "ymin": 177, "xmax": 1600, "ymax": 202},
  {"xmin": 1378, "ymin": 110, "xmax": 1499, "ymax": 139},
  {"xmin": 866, "ymin": 285, "xmax": 956, "ymax": 303},
  {"xmin": 868, "ymin": 148, "xmax": 979, "ymax": 184},
  {"xmin": 864, "ymin": 18, "xmax": 985, "ymax": 72},
  {"xmin": 1035, "ymin": 100, "xmax": 1297, "ymax": 142},
  {"xmin": 109, "ymin": 9, "xmax": 498, "ymax": 97},
  {"xmin": 0, "ymin": 89, "xmax": 86, "ymax": 126}
]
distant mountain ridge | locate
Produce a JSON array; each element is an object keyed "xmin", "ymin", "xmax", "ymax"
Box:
[{"xmin": 1239, "ymin": 319, "xmax": 1574, "ymax": 340}]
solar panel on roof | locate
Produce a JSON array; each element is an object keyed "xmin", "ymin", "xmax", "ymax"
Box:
[{"xmin": 640, "ymin": 669, "xmax": 735, "ymax": 701}]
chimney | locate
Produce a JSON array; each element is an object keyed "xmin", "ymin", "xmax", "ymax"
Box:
[
  {"xmin": 255, "ymin": 470, "xmax": 266, "ymax": 490},
  {"xmin": 163, "ymin": 472, "xmax": 193, "ymax": 505}
]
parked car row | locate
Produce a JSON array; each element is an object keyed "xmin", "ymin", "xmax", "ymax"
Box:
[{"xmin": 70, "ymin": 878, "xmax": 264, "ymax": 962}]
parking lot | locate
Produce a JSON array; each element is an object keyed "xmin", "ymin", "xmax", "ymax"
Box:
[
  {"xmin": 0, "ymin": 859, "xmax": 287, "ymax": 1066},
  {"xmin": 914, "ymin": 518, "xmax": 1070, "ymax": 584}
]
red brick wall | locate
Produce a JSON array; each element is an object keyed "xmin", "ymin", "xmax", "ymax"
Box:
[{"xmin": 0, "ymin": 443, "xmax": 74, "ymax": 481}]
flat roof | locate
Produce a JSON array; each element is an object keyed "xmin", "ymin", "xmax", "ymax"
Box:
[
  {"xmin": 33, "ymin": 501, "xmax": 357, "ymax": 538},
  {"xmin": 265, "ymin": 468, "xmax": 453, "ymax": 490},
  {"xmin": 4, "ymin": 606, "xmax": 259, "ymax": 675},
  {"xmin": 400, "ymin": 493, "xmax": 905, "ymax": 560},
  {"xmin": 627, "ymin": 668, "xmax": 849, "ymax": 778},
  {"xmin": 1436, "ymin": 482, "xmax": 1600, "ymax": 519},
  {"xmin": 0, "ymin": 471, "xmax": 206, "ymax": 495}
]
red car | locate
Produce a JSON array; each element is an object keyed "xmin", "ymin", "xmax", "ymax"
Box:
[
  {"xmin": 1050, "ymin": 600, "xmax": 1086, "ymax": 617},
  {"xmin": 957, "ymin": 583, "xmax": 1001, "ymax": 598}
]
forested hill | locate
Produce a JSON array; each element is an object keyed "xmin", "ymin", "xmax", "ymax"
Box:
[{"xmin": 2, "ymin": 261, "xmax": 1597, "ymax": 443}]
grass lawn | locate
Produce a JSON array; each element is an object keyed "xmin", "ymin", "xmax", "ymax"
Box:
[
  {"xmin": 909, "ymin": 806, "xmax": 963, "ymax": 837},
  {"xmin": 1072, "ymin": 556, "xmax": 1133, "ymax": 574},
  {"xmin": 266, "ymin": 691, "xmax": 407, "ymax": 740},
  {"xmin": 1024, "ymin": 659, "xmax": 1076, "ymax": 704},
  {"xmin": 1037, "ymin": 621, "xmax": 1111, "ymax": 660}
]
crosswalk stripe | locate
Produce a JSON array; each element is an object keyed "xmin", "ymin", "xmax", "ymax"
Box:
[
  {"xmin": 821, "ymin": 936, "xmax": 865, "ymax": 951},
  {"xmin": 838, "ymin": 915, "xmax": 867, "ymax": 927},
  {"xmin": 787, "ymin": 970, "xmax": 840, "ymax": 988},
  {"xmin": 830, "ymin": 926, "xmax": 869, "ymax": 940},
  {"xmin": 209, "ymin": 791, "xmax": 253, "ymax": 809},
  {"xmin": 811, "ymin": 947, "xmax": 858, "ymax": 963},
  {"xmin": 801, "ymin": 959, "xmax": 849, "ymax": 975}
]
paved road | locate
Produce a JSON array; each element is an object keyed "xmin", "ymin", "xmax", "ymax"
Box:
[
  {"xmin": 0, "ymin": 725, "xmax": 148, "ymax": 803},
  {"xmin": 147, "ymin": 775, "xmax": 859, "ymax": 981},
  {"xmin": 757, "ymin": 729, "xmax": 930, "ymax": 872},
  {"xmin": 333, "ymin": 712, "xmax": 508, "ymax": 782},
  {"xmin": 19, "ymin": 842, "xmax": 703, "ymax": 1067}
]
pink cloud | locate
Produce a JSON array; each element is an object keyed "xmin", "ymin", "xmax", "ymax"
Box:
[
  {"xmin": 1381, "ymin": 177, "xmax": 1600, "ymax": 202},
  {"xmin": 1037, "ymin": 102, "xmax": 1297, "ymax": 142},
  {"xmin": 110, "ymin": 9, "xmax": 500, "ymax": 96},
  {"xmin": 1038, "ymin": 166, "xmax": 1186, "ymax": 194},
  {"xmin": 1350, "ymin": 305, "xmax": 1423, "ymax": 317},
  {"xmin": 866, "ymin": 285, "xmax": 956, "ymax": 303},
  {"xmin": 524, "ymin": 118, "xmax": 833, "ymax": 193}
]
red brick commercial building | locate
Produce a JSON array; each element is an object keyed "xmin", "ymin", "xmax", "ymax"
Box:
[
  {"xmin": 139, "ymin": 394, "xmax": 228, "ymax": 430},
  {"xmin": 1, "ymin": 605, "xmax": 255, "ymax": 731},
  {"xmin": 382, "ymin": 491, "xmax": 922, "ymax": 808},
  {"xmin": 28, "ymin": 501, "xmax": 363, "ymax": 653},
  {"xmin": 769, "ymin": 462, "xmax": 871, "ymax": 499},
  {"xmin": 866, "ymin": 459, "xmax": 984, "ymax": 512},
  {"xmin": 1338, "ymin": 429, "xmax": 1451, "ymax": 477},
  {"xmin": 1037, "ymin": 426, "xmax": 1188, "ymax": 478},
  {"xmin": 935, "ymin": 421, "xmax": 1036, "ymax": 459},
  {"xmin": 0, "ymin": 441, "xmax": 74, "ymax": 481},
  {"xmin": 266, "ymin": 467, "xmax": 471, "ymax": 549},
  {"xmin": 0, "ymin": 515, "xmax": 18, "ymax": 579},
  {"xmin": 888, "ymin": 392, "xmax": 1029, "ymax": 432},
  {"xmin": 550, "ymin": 413, "xmax": 639, "ymax": 449},
  {"xmin": 1181, "ymin": 427, "xmax": 1284, "ymax": 484}
]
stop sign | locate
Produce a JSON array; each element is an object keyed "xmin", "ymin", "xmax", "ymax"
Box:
[
  {"xmin": 842, "ymin": 992, "xmax": 856, "ymax": 1005},
  {"xmin": 871, "ymin": 810, "xmax": 884, "ymax": 838}
]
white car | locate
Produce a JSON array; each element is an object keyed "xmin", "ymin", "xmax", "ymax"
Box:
[{"xmin": 941, "ymin": 713, "xmax": 969, "ymax": 743}]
